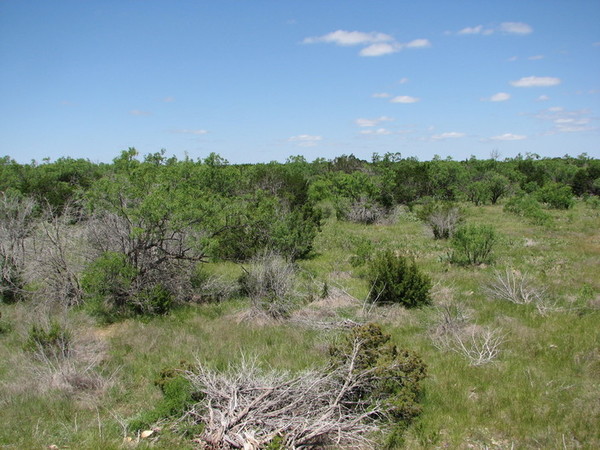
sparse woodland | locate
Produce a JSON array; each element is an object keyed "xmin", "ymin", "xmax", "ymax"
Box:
[{"xmin": 1, "ymin": 150, "xmax": 599, "ymax": 448}]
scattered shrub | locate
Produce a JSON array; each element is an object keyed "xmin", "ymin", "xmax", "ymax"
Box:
[
  {"xmin": 24, "ymin": 321, "xmax": 71, "ymax": 360},
  {"xmin": 418, "ymin": 201, "xmax": 463, "ymax": 239},
  {"xmin": 129, "ymin": 364, "xmax": 198, "ymax": 432},
  {"xmin": 329, "ymin": 323, "xmax": 427, "ymax": 422},
  {"xmin": 132, "ymin": 284, "xmax": 173, "ymax": 316},
  {"xmin": 367, "ymin": 250, "xmax": 431, "ymax": 307},
  {"xmin": 238, "ymin": 251, "xmax": 298, "ymax": 318},
  {"xmin": 536, "ymin": 182, "xmax": 574, "ymax": 209},
  {"xmin": 341, "ymin": 196, "xmax": 387, "ymax": 224},
  {"xmin": 81, "ymin": 252, "xmax": 177, "ymax": 321},
  {"xmin": 449, "ymin": 224, "xmax": 496, "ymax": 266},
  {"xmin": 349, "ymin": 236, "xmax": 375, "ymax": 267},
  {"xmin": 504, "ymin": 194, "xmax": 552, "ymax": 226},
  {"xmin": 0, "ymin": 193, "xmax": 37, "ymax": 303},
  {"xmin": 432, "ymin": 324, "xmax": 504, "ymax": 366},
  {"xmin": 81, "ymin": 252, "xmax": 138, "ymax": 321},
  {"xmin": 190, "ymin": 266, "xmax": 237, "ymax": 303},
  {"xmin": 486, "ymin": 269, "xmax": 546, "ymax": 305}
]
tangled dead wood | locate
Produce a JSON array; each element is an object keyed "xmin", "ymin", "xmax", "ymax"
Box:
[{"xmin": 185, "ymin": 341, "xmax": 388, "ymax": 449}]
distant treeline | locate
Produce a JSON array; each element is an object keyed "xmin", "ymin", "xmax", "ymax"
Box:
[{"xmin": 2, "ymin": 150, "xmax": 598, "ymax": 212}]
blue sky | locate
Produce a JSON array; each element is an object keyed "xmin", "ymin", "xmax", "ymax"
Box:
[{"xmin": 1, "ymin": 0, "xmax": 599, "ymax": 164}]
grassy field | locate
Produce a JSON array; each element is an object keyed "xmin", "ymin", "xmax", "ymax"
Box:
[{"xmin": 1, "ymin": 202, "xmax": 599, "ymax": 448}]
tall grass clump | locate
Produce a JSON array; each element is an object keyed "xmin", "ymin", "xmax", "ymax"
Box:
[{"xmin": 239, "ymin": 250, "xmax": 298, "ymax": 318}]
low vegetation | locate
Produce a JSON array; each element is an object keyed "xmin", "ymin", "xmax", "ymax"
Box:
[{"xmin": 0, "ymin": 150, "xmax": 599, "ymax": 448}]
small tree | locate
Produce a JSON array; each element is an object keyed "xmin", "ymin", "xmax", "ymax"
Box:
[
  {"xmin": 536, "ymin": 182, "xmax": 574, "ymax": 209},
  {"xmin": 367, "ymin": 250, "xmax": 431, "ymax": 307},
  {"xmin": 450, "ymin": 224, "xmax": 496, "ymax": 265}
]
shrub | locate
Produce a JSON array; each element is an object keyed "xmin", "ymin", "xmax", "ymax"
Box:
[
  {"xmin": 184, "ymin": 323, "xmax": 426, "ymax": 448},
  {"xmin": 81, "ymin": 252, "xmax": 138, "ymax": 321},
  {"xmin": 418, "ymin": 201, "xmax": 462, "ymax": 239},
  {"xmin": 129, "ymin": 363, "xmax": 198, "ymax": 432},
  {"xmin": 329, "ymin": 323, "xmax": 427, "ymax": 422},
  {"xmin": 238, "ymin": 251, "xmax": 298, "ymax": 318},
  {"xmin": 81, "ymin": 252, "xmax": 177, "ymax": 320},
  {"xmin": 190, "ymin": 266, "xmax": 237, "ymax": 303},
  {"xmin": 24, "ymin": 321, "xmax": 71, "ymax": 360},
  {"xmin": 349, "ymin": 236, "xmax": 375, "ymax": 267},
  {"xmin": 342, "ymin": 196, "xmax": 386, "ymax": 224},
  {"xmin": 367, "ymin": 250, "xmax": 431, "ymax": 307},
  {"xmin": 536, "ymin": 182, "xmax": 574, "ymax": 209},
  {"xmin": 0, "ymin": 193, "xmax": 37, "ymax": 303},
  {"xmin": 449, "ymin": 224, "xmax": 496, "ymax": 265},
  {"xmin": 504, "ymin": 194, "xmax": 552, "ymax": 226},
  {"xmin": 132, "ymin": 284, "xmax": 173, "ymax": 316}
]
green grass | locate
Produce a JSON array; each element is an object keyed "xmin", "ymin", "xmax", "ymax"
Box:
[{"xmin": 0, "ymin": 202, "xmax": 599, "ymax": 448}]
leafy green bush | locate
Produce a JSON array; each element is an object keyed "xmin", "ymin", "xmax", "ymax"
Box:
[
  {"xmin": 82, "ymin": 252, "xmax": 177, "ymax": 320},
  {"xmin": 504, "ymin": 194, "xmax": 552, "ymax": 226},
  {"xmin": 329, "ymin": 323, "xmax": 427, "ymax": 422},
  {"xmin": 24, "ymin": 321, "xmax": 71, "ymax": 360},
  {"xmin": 81, "ymin": 252, "xmax": 138, "ymax": 321},
  {"xmin": 449, "ymin": 224, "xmax": 497, "ymax": 265},
  {"xmin": 367, "ymin": 250, "xmax": 431, "ymax": 307},
  {"xmin": 536, "ymin": 182, "xmax": 574, "ymax": 209},
  {"xmin": 133, "ymin": 284, "xmax": 173, "ymax": 316}
]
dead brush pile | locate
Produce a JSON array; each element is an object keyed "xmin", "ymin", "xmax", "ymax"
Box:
[{"xmin": 183, "ymin": 324, "xmax": 426, "ymax": 449}]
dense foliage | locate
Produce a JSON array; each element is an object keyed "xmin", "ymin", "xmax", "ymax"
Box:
[
  {"xmin": 0, "ymin": 149, "xmax": 598, "ymax": 448},
  {"xmin": 368, "ymin": 250, "xmax": 431, "ymax": 307}
]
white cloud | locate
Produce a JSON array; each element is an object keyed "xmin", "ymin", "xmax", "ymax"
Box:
[
  {"xmin": 129, "ymin": 110, "xmax": 152, "ymax": 116},
  {"xmin": 303, "ymin": 30, "xmax": 392, "ymax": 46},
  {"xmin": 490, "ymin": 133, "xmax": 527, "ymax": 141},
  {"xmin": 405, "ymin": 38, "xmax": 431, "ymax": 48},
  {"xmin": 499, "ymin": 22, "xmax": 533, "ymax": 35},
  {"xmin": 288, "ymin": 134, "xmax": 323, "ymax": 147},
  {"xmin": 163, "ymin": 96, "xmax": 175, "ymax": 103},
  {"xmin": 360, "ymin": 42, "xmax": 400, "ymax": 57},
  {"xmin": 172, "ymin": 129, "xmax": 209, "ymax": 135},
  {"xmin": 458, "ymin": 25, "xmax": 484, "ymax": 35},
  {"xmin": 536, "ymin": 95, "xmax": 550, "ymax": 102},
  {"xmin": 432, "ymin": 132, "xmax": 466, "ymax": 140},
  {"xmin": 485, "ymin": 92, "xmax": 511, "ymax": 102},
  {"xmin": 390, "ymin": 95, "xmax": 420, "ymax": 104},
  {"xmin": 303, "ymin": 30, "xmax": 430, "ymax": 57},
  {"xmin": 510, "ymin": 76, "xmax": 561, "ymax": 87},
  {"xmin": 360, "ymin": 128, "xmax": 392, "ymax": 135},
  {"xmin": 355, "ymin": 116, "xmax": 394, "ymax": 127},
  {"xmin": 528, "ymin": 55, "xmax": 544, "ymax": 60},
  {"xmin": 507, "ymin": 56, "xmax": 518, "ymax": 62},
  {"xmin": 533, "ymin": 107, "xmax": 596, "ymax": 134},
  {"xmin": 372, "ymin": 92, "xmax": 391, "ymax": 98},
  {"xmin": 593, "ymin": 42, "xmax": 600, "ymax": 47},
  {"xmin": 455, "ymin": 22, "xmax": 532, "ymax": 36},
  {"xmin": 398, "ymin": 77, "xmax": 409, "ymax": 84}
]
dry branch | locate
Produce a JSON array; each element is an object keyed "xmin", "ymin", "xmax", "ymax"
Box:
[{"xmin": 186, "ymin": 343, "xmax": 387, "ymax": 449}]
